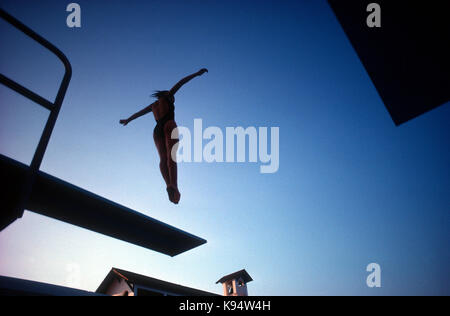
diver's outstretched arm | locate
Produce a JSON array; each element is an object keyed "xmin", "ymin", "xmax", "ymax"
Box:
[
  {"xmin": 169, "ymin": 68, "xmax": 208, "ymax": 96},
  {"xmin": 120, "ymin": 101, "xmax": 156, "ymax": 126}
]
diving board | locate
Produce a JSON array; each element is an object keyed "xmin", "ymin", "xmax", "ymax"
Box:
[{"xmin": 0, "ymin": 154, "xmax": 206, "ymax": 256}]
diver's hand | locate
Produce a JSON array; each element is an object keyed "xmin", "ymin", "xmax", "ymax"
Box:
[
  {"xmin": 197, "ymin": 68, "xmax": 208, "ymax": 76},
  {"xmin": 120, "ymin": 119, "xmax": 129, "ymax": 126}
]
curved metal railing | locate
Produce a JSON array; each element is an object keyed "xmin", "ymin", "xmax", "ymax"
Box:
[{"xmin": 0, "ymin": 8, "xmax": 72, "ymax": 225}]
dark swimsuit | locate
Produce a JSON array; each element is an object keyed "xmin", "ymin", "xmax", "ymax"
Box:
[{"xmin": 154, "ymin": 97, "xmax": 175, "ymax": 138}]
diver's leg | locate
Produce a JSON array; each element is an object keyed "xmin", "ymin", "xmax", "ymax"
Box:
[
  {"xmin": 164, "ymin": 120, "xmax": 181, "ymax": 204},
  {"xmin": 153, "ymin": 129, "xmax": 170, "ymax": 187}
]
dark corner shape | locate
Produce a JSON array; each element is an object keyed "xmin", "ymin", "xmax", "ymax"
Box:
[{"xmin": 327, "ymin": 0, "xmax": 450, "ymax": 126}]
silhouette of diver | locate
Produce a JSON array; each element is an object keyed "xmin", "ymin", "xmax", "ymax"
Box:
[{"xmin": 120, "ymin": 68, "xmax": 208, "ymax": 204}]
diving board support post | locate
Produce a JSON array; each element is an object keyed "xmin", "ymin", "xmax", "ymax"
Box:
[{"xmin": 0, "ymin": 9, "xmax": 72, "ymax": 230}]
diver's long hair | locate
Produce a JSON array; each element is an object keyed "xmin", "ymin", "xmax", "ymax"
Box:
[
  {"xmin": 152, "ymin": 90, "xmax": 170, "ymax": 99},
  {"xmin": 152, "ymin": 90, "xmax": 175, "ymax": 105}
]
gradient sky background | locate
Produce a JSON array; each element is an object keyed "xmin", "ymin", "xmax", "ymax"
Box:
[{"xmin": 0, "ymin": 0, "xmax": 449, "ymax": 295}]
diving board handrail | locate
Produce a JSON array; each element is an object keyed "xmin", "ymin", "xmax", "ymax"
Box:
[{"xmin": 0, "ymin": 8, "xmax": 72, "ymax": 225}]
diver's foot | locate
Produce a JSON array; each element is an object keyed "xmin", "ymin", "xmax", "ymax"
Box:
[{"xmin": 167, "ymin": 186, "xmax": 181, "ymax": 204}]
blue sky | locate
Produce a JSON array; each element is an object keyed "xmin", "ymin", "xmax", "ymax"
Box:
[{"xmin": 0, "ymin": 0, "xmax": 449, "ymax": 295}]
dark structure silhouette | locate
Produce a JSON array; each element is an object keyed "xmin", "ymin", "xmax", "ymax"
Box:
[
  {"xmin": 120, "ymin": 69, "xmax": 208, "ymax": 204},
  {"xmin": 328, "ymin": 0, "xmax": 450, "ymax": 126},
  {"xmin": 0, "ymin": 275, "xmax": 102, "ymax": 296}
]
